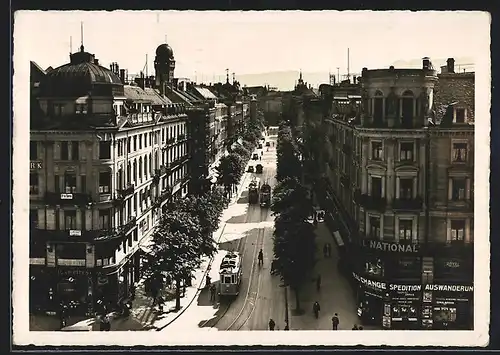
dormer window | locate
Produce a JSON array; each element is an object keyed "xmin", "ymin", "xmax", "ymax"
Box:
[
  {"xmin": 76, "ymin": 104, "xmax": 88, "ymax": 114},
  {"xmin": 454, "ymin": 108, "xmax": 466, "ymax": 123}
]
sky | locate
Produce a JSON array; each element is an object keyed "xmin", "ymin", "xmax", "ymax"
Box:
[{"xmin": 15, "ymin": 11, "xmax": 489, "ymax": 88}]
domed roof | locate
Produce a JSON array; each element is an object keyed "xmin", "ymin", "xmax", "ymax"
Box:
[
  {"xmin": 156, "ymin": 43, "xmax": 174, "ymax": 59},
  {"xmin": 46, "ymin": 48, "xmax": 122, "ymax": 85}
]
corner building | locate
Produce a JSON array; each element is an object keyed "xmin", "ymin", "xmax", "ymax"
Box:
[
  {"xmin": 29, "ymin": 44, "xmax": 189, "ymax": 316},
  {"xmin": 322, "ymin": 58, "xmax": 474, "ymax": 330}
]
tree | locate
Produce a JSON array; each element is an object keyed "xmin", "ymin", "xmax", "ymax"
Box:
[
  {"xmin": 142, "ymin": 210, "xmax": 204, "ymax": 310},
  {"xmin": 273, "ymin": 212, "xmax": 315, "ymax": 312},
  {"xmin": 276, "ymin": 124, "xmax": 302, "ymax": 182},
  {"xmin": 216, "ymin": 153, "xmax": 244, "ymax": 197},
  {"xmin": 232, "ymin": 144, "xmax": 251, "ymax": 162}
]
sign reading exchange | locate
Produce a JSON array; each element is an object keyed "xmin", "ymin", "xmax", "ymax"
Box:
[{"xmin": 361, "ymin": 239, "xmax": 420, "ymax": 253}]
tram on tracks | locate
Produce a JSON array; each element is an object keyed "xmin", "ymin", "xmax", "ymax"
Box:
[{"xmin": 218, "ymin": 251, "xmax": 243, "ymax": 297}]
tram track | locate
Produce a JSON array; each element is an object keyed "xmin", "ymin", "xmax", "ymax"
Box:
[{"xmin": 200, "ymin": 207, "xmax": 268, "ymax": 330}]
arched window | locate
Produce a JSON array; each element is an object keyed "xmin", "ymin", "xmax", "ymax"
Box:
[
  {"xmin": 402, "ymin": 90, "xmax": 414, "ymax": 127},
  {"xmin": 373, "ymin": 90, "xmax": 384, "ymax": 125},
  {"xmin": 155, "ymin": 151, "xmax": 159, "ymax": 169},
  {"xmin": 149, "ymin": 153, "xmax": 152, "ymax": 174}
]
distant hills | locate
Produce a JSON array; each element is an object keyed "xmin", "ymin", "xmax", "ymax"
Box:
[{"xmin": 234, "ymin": 57, "xmax": 475, "ymax": 91}]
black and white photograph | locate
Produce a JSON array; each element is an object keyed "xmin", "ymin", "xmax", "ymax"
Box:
[{"xmin": 12, "ymin": 10, "xmax": 490, "ymax": 346}]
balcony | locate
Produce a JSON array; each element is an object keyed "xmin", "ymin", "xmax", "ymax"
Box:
[
  {"xmin": 423, "ymin": 240, "xmax": 474, "ymax": 257},
  {"xmin": 129, "ymin": 112, "xmax": 153, "ymax": 124},
  {"xmin": 44, "ymin": 192, "xmax": 92, "ymax": 207},
  {"xmin": 166, "ymin": 137, "xmax": 176, "ymax": 145},
  {"xmin": 392, "ymin": 197, "xmax": 423, "ymax": 211},
  {"xmin": 32, "ymin": 227, "xmax": 127, "ymax": 243},
  {"xmin": 116, "ymin": 184, "xmax": 135, "ymax": 199},
  {"xmin": 447, "ymin": 199, "xmax": 474, "ymax": 212},
  {"xmin": 154, "ymin": 186, "xmax": 172, "ymax": 207},
  {"xmin": 177, "ymin": 134, "xmax": 186, "ymax": 142},
  {"xmin": 356, "ymin": 193, "xmax": 386, "ymax": 212},
  {"xmin": 118, "ymin": 216, "xmax": 137, "ymax": 236}
]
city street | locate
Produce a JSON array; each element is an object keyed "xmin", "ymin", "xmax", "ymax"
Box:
[{"xmin": 165, "ymin": 137, "xmax": 286, "ymax": 332}]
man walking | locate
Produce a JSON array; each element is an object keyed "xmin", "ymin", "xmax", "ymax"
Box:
[
  {"xmin": 331, "ymin": 313, "xmax": 340, "ymax": 330},
  {"xmin": 209, "ymin": 283, "xmax": 217, "ymax": 302},
  {"xmin": 268, "ymin": 318, "xmax": 276, "ymax": 331},
  {"xmin": 313, "ymin": 301, "xmax": 321, "ymax": 319}
]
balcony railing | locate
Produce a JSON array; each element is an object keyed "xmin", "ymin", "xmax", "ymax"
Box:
[
  {"xmin": 119, "ymin": 216, "xmax": 137, "ymax": 235},
  {"xmin": 44, "ymin": 192, "xmax": 92, "ymax": 206},
  {"xmin": 177, "ymin": 134, "xmax": 186, "ymax": 141},
  {"xmin": 129, "ymin": 112, "xmax": 153, "ymax": 123},
  {"xmin": 356, "ymin": 193, "xmax": 386, "ymax": 212},
  {"xmin": 392, "ymin": 197, "xmax": 423, "ymax": 211},
  {"xmin": 166, "ymin": 137, "xmax": 176, "ymax": 145},
  {"xmin": 116, "ymin": 183, "xmax": 135, "ymax": 199}
]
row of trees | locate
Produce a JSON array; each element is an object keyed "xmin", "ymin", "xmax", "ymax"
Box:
[
  {"xmin": 216, "ymin": 114, "xmax": 265, "ymax": 197},
  {"xmin": 143, "ymin": 114, "xmax": 265, "ymax": 310},
  {"xmin": 142, "ymin": 188, "xmax": 229, "ymax": 310},
  {"xmin": 271, "ymin": 121, "xmax": 316, "ymax": 312}
]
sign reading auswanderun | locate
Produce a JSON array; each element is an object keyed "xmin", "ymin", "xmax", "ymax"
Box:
[
  {"xmin": 361, "ymin": 240, "xmax": 420, "ymax": 253},
  {"xmin": 424, "ymin": 284, "xmax": 473, "ymax": 292}
]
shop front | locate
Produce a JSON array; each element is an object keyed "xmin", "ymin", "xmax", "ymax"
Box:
[
  {"xmin": 421, "ymin": 284, "xmax": 474, "ymax": 330},
  {"xmin": 386, "ymin": 284, "xmax": 421, "ymax": 330},
  {"xmin": 353, "ymin": 272, "xmax": 388, "ymax": 326}
]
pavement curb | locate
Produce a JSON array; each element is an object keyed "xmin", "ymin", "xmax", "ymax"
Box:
[{"xmin": 155, "ymin": 170, "xmax": 249, "ymax": 331}]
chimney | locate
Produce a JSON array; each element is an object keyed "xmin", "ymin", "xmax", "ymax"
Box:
[
  {"xmin": 422, "ymin": 57, "xmax": 431, "ymax": 70},
  {"xmin": 94, "ymin": 58, "xmax": 99, "ymax": 65},
  {"xmin": 119, "ymin": 69, "xmax": 126, "ymax": 84},
  {"xmin": 173, "ymin": 78, "xmax": 179, "ymax": 90},
  {"xmin": 447, "ymin": 58, "xmax": 455, "ymax": 73}
]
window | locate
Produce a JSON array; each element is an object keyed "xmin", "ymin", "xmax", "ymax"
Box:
[
  {"xmin": 399, "ymin": 219, "xmax": 413, "ymax": 241},
  {"xmin": 371, "ymin": 176, "xmax": 382, "ymax": 198},
  {"xmin": 99, "ymin": 209, "xmax": 111, "ymax": 230},
  {"xmin": 60, "ymin": 141, "xmax": 69, "ymax": 160},
  {"xmin": 54, "ymin": 175, "xmax": 60, "ymax": 193},
  {"xmin": 30, "ymin": 209, "xmax": 38, "ymax": 229},
  {"xmin": 127, "ymin": 138, "xmax": 131, "ymax": 153},
  {"xmin": 401, "ymin": 90, "xmax": 414, "ymax": 127},
  {"xmin": 55, "ymin": 104, "xmax": 64, "ymax": 116},
  {"xmin": 455, "ymin": 108, "xmax": 466, "ymax": 123},
  {"xmin": 144, "ymin": 133, "xmax": 147, "ymax": 147},
  {"xmin": 30, "ymin": 141, "xmax": 38, "ymax": 160},
  {"xmin": 64, "ymin": 173, "xmax": 77, "ymax": 193},
  {"xmin": 369, "ymin": 216, "xmax": 381, "ymax": 238},
  {"xmin": 452, "ymin": 143, "xmax": 467, "ymax": 162},
  {"xmin": 364, "ymin": 256, "xmax": 384, "ymax": 277},
  {"xmin": 139, "ymin": 158, "xmax": 143, "ymax": 183},
  {"xmin": 133, "ymin": 136, "xmax": 137, "ymax": 151},
  {"xmin": 30, "ymin": 173, "xmax": 39, "ymax": 195},
  {"xmin": 400, "ymin": 142, "xmax": 414, "ymax": 161},
  {"xmin": 99, "ymin": 141, "xmax": 111, "ymax": 160},
  {"xmin": 450, "ymin": 220, "xmax": 465, "ymax": 242},
  {"xmin": 81, "ymin": 175, "xmax": 87, "ymax": 193},
  {"xmin": 99, "ymin": 172, "xmax": 111, "ymax": 194},
  {"xmin": 71, "ymin": 142, "xmax": 79, "ymax": 160},
  {"xmin": 139, "ymin": 135, "xmax": 142, "ymax": 150},
  {"xmin": 64, "ymin": 210, "xmax": 77, "ymax": 230},
  {"xmin": 76, "ymin": 104, "xmax": 88, "ymax": 114},
  {"xmin": 371, "ymin": 142, "xmax": 383, "ymax": 160},
  {"xmin": 399, "ymin": 178, "xmax": 413, "ymax": 199},
  {"xmin": 451, "ymin": 178, "xmax": 466, "ymax": 200},
  {"xmin": 133, "ymin": 160, "xmax": 137, "ymax": 183}
]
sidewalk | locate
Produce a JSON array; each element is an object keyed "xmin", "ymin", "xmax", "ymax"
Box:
[{"xmin": 287, "ymin": 222, "xmax": 361, "ymax": 331}]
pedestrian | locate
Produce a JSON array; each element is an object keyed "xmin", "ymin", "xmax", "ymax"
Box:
[
  {"xmin": 210, "ymin": 283, "xmax": 216, "ymax": 302},
  {"xmin": 323, "ymin": 244, "xmax": 328, "ymax": 257},
  {"xmin": 206, "ymin": 275, "xmax": 212, "ymax": 289},
  {"xmin": 313, "ymin": 301, "xmax": 321, "ymax": 319},
  {"xmin": 358, "ymin": 326, "xmax": 363, "ymax": 330},
  {"xmin": 327, "ymin": 243, "xmax": 332, "ymax": 257},
  {"xmin": 284, "ymin": 322, "xmax": 290, "ymax": 331},
  {"xmin": 269, "ymin": 318, "xmax": 276, "ymax": 331},
  {"xmin": 157, "ymin": 295, "xmax": 165, "ymax": 312},
  {"xmin": 316, "ymin": 274, "xmax": 321, "ymax": 291},
  {"xmin": 352, "ymin": 324, "xmax": 359, "ymax": 330},
  {"xmin": 331, "ymin": 313, "xmax": 340, "ymax": 330}
]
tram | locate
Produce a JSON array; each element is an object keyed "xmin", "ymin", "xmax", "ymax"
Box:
[{"xmin": 218, "ymin": 252, "xmax": 243, "ymax": 297}]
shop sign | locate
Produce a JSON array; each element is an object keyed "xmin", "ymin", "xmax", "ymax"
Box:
[
  {"xmin": 69, "ymin": 230, "xmax": 81, "ymax": 237},
  {"xmin": 389, "ymin": 284, "xmax": 422, "ymax": 292},
  {"xmin": 424, "ymin": 284, "xmax": 473, "ymax": 292},
  {"xmin": 352, "ymin": 272, "xmax": 387, "ymax": 290},
  {"xmin": 30, "ymin": 161, "xmax": 43, "ymax": 169},
  {"xmin": 361, "ymin": 240, "xmax": 420, "ymax": 253},
  {"xmin": 61, "ymin": 193, "xmax": 74, "ymax": 200},
  {"xmin": 58, "ymin": 268, "xmax": 103, "ymax": 277}
]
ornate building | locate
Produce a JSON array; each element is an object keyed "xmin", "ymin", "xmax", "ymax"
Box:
[
  {"xmin": 316, "ymin": 58, "xmax": 474, "ymax": 330},
  {"xmin": 29, "ymin": 43, "xmax": 189, "ymax": 317}
]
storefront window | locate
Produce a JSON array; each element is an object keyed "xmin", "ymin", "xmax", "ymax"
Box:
[
  {"xmin": 433, "ymin": 306, "xmax": 457, "ymax": 322},
  {"xmin": 390, "ymin": 257, "xmax": 421, "ymax": 280},
  {"xmin": 56, "ymin": 243, "xmax": 86, "ymax": 259},
  {"xmin": 434, "ymin": 257, "xmax": 472, "ymax": 282},
  {"xmin": 364, "ymin": 256, "xmax": 384, "ymax": 277}
]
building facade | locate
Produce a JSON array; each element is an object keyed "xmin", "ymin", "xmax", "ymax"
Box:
[
  {"xmin": 315, "ymin": 58, "xmax": 474, "ymax": 330},
  {"xmin": 29, "ymin": 44, "xmax": 189, "ymax": 316}
]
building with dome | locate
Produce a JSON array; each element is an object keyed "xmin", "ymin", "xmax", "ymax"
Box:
[{"xmin": 29, "ymin": 44, "xmax": 190, "ymax": 319}]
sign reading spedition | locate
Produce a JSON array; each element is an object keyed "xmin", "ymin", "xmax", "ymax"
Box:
[{"xmin": 361, "ymin": 239, "xmax": 420, "ymax": 253}]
